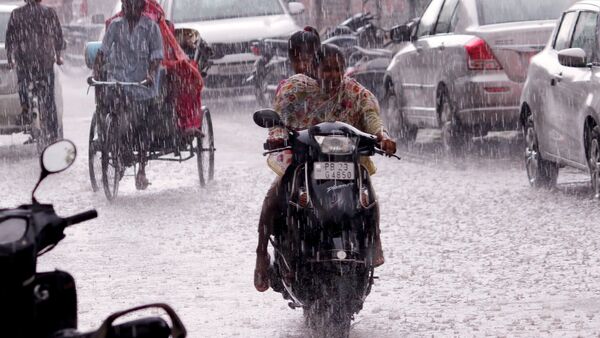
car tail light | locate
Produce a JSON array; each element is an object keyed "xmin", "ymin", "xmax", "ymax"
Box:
[{"xmin": 465, "ymin": 38, "xmax": 502, "ymax": 71}]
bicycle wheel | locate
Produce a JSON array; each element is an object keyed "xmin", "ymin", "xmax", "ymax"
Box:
[
  {"xmin": 32, "ymin": 101, "xmax": 45, "ymax": 155},
  {"xmin": 195, "ymin": 107, "xmax": 215, "ymax": 187},
  {"xmin": 101, "ymin": 114, "xmax": 121, "ymax": 201},
  {"xmin": 88, "ymin": 112, "xmax": 102, "ymax": 192}
]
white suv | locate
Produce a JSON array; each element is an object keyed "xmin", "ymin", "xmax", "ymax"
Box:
[{"xmin": 158, "ymin": 0, "xmax": 304, "ymax": 95}]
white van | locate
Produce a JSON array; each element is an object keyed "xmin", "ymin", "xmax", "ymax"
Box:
[{"xmin": 158, "ymin": 0, "xmax": 304, "ymax": 94}]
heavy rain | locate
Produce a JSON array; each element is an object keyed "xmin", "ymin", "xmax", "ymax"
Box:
[{"xmin": 1, "ymin": 0, "xmax": 600, "ymax": 337}]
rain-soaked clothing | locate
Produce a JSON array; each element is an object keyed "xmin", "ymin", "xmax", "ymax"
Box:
[
  {"xmin": 107, "ymin": 0, "xmax": 204, "ymax": 131},
  {"xmin": 5, "ymin": 2, "xmax": 63, "ymax": 138},
  {"xmin": 258, "ymin": 73, "xmax": 386, "ymax": 254},
  {"xmin": 267, "ymin": 74, "xmax": 385, "ymax": 176},
  {"xmin": 100, "ymin": 16, "xmax": 164, "ymax": 101},
  {"xmin": 5, "ymin": 2, "xmax": 63, "ymax": 76}
]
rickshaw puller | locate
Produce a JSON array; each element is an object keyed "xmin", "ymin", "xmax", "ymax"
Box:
[{"xmin": 93, "ymin": 0, "xmax": 164, "ymax": 190}]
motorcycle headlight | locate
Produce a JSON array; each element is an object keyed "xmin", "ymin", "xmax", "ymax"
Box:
[{"xmin": 314, "ymin": 135, "xmax": 356, "ymax": 155}]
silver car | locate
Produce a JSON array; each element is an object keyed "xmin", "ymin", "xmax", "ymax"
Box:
[
  {"xmin": 0, "ymin": 2, "xmax": 63, "ymax": 137},
  {"xmin": 521, "ymin": 0, "xmax": 600, "ymax": 196},
  {"xmin": 384, "ymin": 0, "xmax": 575, "ymax": 154},
  {"xmin": 157, "ymin": 0, "xmax": 304, "ymax": 96}
]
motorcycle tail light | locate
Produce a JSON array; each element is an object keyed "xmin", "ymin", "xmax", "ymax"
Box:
[
  {"xmin": 360, "ymin": 187, "xmax": 370, "ymax": 206},
  {"xmin": 314, "ymin": 136, "xmax": 356, "ymax": 155},
  {"xmin": 298, "ymin": 188, "xmax": 309, "ymax": 208}
]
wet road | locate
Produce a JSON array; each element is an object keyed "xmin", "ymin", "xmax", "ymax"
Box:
[{"xmin": 2, "ymin": 71, "xmax": 600, "ymax": 336}]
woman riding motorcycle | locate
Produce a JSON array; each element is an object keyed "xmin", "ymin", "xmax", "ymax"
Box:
[{"xmin": 254, "ymin": 43, "xmax": 397, "ymax": 292}]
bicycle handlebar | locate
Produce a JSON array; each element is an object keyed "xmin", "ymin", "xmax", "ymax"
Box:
[{"xmin": 87, "ymin": 77, "xmax": 150, "ymax": 88}]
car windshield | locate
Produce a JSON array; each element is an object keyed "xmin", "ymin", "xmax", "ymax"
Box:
[
  {"xmin": 172, "ymin": 0, "xmax": 285, "ymax": 23},
  {"xmin": 477, "ymin": 0, "xmax": 573, "ymax": 25},
  {"xmin": 0, "ymin": 12, "xmax": 9, "ymax": 44}
]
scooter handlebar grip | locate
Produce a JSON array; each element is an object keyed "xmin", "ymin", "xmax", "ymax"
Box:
[{"xmin": 64, "ymin": 210, "xmax": 98, "ymax": 226}]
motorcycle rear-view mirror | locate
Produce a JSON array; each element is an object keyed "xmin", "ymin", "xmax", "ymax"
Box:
[
  {"xmin": 32, "ymin": 140, "xmax": 77, "ymax": 204},
  {"xmin": 91, "ymin": 303, "xmax": 186, "ymax": 338},
  {"xmin": 254, "ymin": 109, "xmax": 283, "ymax": 128},
  {"xmin": 42, "ymin": 140, "xmax": 77, "ymax": 174},
  {"xmin": 390, "ymin": 19, "xmax": 417, "ymax": 43}
]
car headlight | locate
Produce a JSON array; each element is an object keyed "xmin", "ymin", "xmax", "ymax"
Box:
[{"xmin": 314, "ymin": 135, "xmax": 356, "ymax": 155}]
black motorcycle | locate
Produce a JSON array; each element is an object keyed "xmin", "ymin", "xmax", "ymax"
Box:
[
  {"xmin": 253, "ymin": 110, "xmax": 399, "ymax": 338},
  {"xmin": 0, "ymin": 140, "xmax": 186, "ymax": 338}
]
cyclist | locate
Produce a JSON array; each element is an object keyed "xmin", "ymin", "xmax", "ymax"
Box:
[
  {"xmin": 6, "ymin": 0, "xmax": 64, "ymax": 142},
  {"xmin": 94, "ymin": 0, "xmax": 164, "ymax": 190}
]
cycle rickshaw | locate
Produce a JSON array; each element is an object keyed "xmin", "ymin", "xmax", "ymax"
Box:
[{"xmin": 84, "ymin": 2, "xmax": 215, "ymax": 201}]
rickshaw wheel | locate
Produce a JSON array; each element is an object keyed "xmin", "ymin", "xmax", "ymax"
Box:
[
  {"xmin": 88, "ymin": 112, "xmax": 102, "ymax": 192},
  {"xmin": 195, "ymin": 107, "xmax": 215, "ymax": 187},
  {"xmin": 101, "ymin": 114, "xmax": 121, "ymax": 201}
]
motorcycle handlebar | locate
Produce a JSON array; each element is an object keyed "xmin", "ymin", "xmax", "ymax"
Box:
[
  {"xmin": 55, "ymin": 317, "xmax": 171, "ymax": 338},
  {"xmin": 64, "ymin": 210, "xmax": 97, "ymax": 227}
]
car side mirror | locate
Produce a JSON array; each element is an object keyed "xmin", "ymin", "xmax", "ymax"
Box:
[
  {"xmin": 91, "ymin": 14, "xmax": 106, "ymax": 25},
  {"xmin": 558, "ymin": 48, "xmax": 588, "ymax": 67},
  {"xmin": 288, "ymin": 2, "xmax": 305, "ymax": 15}
]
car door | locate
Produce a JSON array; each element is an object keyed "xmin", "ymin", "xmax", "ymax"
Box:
[
  {"xmin": 537, "ymin": 10, "xmax": 578, "ymax": 158},
  {"xmin": 557, "ymin": 10, "xmax": 599, "ymax": 164},
  {"xmin": 400, "ymin": 0, "xmax": 445, "ymax": 127}
]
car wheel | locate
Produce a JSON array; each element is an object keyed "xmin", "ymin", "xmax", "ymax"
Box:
[
  {"xmin": 524, "ymin": 114, "xmax": 558, "ymax": 189},
  {"xmin": 381, "ymin": 84, "xmax": 415, "ymax": 141},
  {"xmin": 439, "ymin": 91, "xmax": 466, "ymax": 157},
  {"xmin": 588, "ymin": 126, "xmax": 600, "ymax": 198}
]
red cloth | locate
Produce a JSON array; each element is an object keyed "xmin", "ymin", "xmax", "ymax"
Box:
[
  {"xmin": 79, "ymin": 0, "xmax": 88, "ymax": 17},
  {"xmin": 107, "ymin": 0, "xmax": 204, "ymax": 130}
]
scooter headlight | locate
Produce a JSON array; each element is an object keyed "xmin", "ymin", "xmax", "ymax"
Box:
[{"xmin": 314, "ymin": 135, "xmax": 356, "ymax": 155}]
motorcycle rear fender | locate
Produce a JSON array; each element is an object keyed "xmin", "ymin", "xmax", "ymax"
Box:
[{"xmin": 284, "ymin": 155, "xmax": 378, "ymax": 220}]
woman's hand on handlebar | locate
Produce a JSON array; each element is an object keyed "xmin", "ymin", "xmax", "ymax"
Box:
[{"xmin": 376, "ymin": 131, "xmax": 397, "ymax": 156}]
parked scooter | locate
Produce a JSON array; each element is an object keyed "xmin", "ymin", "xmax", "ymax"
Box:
[
  {"xmin": 253, "ymin": 110, "xmax": 399, "ymax": 338},
  {"xmin": 0, "ymin": 139, "xmax": 186, "ymax": 338},
  {"xmin": 249, "ymin": 12, "xmax": 391, "ymax": 107}
]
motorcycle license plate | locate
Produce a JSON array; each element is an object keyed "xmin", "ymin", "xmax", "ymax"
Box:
[{"xmin": 313, "ymin": 162, "xmax": 355, "ymax": 180}]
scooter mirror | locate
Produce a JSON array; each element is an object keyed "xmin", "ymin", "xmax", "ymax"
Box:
[
  {"xmin": 253, "ymin": 109, "xmax": 283, "ymax": 128},
  {"xmin": 42, "ymin": 140, "xmax": 77, "ymax": 174},
  {"xmin": 32, "ymin": 140, "xmax": 77, "ymax": 204}
]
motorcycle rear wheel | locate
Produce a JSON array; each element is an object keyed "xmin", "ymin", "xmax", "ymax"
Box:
[{"xmin": 305, "ymin": 297, "xmax": 352, "ymax": 338}]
